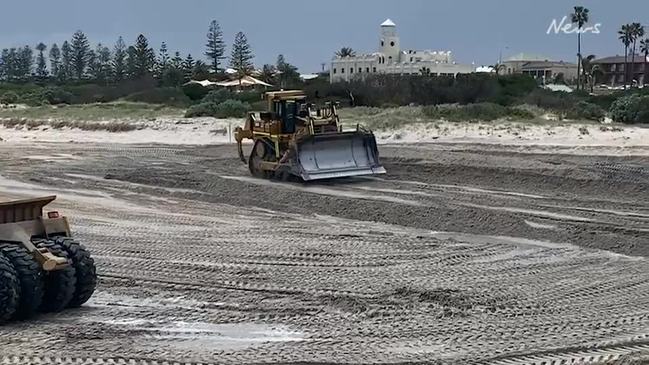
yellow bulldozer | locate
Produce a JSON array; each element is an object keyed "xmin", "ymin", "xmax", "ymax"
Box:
[
  {"xmin": 0, "ymin": 196, "xmax": 97, "ymax": 324},
  {"xmin": 234, "ymin": 90, "xmax": 386, "ymax": 181}
]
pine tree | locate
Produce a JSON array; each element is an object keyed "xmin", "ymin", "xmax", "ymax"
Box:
[
  {"xmin": 0, "ymin": 49, "xmax": 13, "ymax": 81},
  {"xmin": 161, "ymin": 51, "xmax": 184, "ymax": 86},
  {"xmin": 35, "ymin": 43, "xmax": 47, "ymax": 77},
  {"xmin": 17, "ymin": 46, "xmax": 33, "ymax": 80},
  {"xmin": 276, "ymin": 54, "xmax": 299, "ymax": 87},
  {"xmin": 157, "ymin": 42, "xmax": 169, "ymax": 78},
  {"xmin": 126, "ymin": 46, "xmax": 137, "ymax": 79},
  {"xmin": 70, "ymin": 30, "xmax": 90, "ymax": 79},
  {"xmin": 86, "ymin": 49, "xmax": 98, "ymax": 80},
  {"xmin": 205, "ymin": 20, "xmax": 225, "ymax": 74},
  {"xmin": 112, "ymin": 36, "xmax": 127, "ymax": 82},
  {"xmin": 133, "ymin": 34, "xmax": 155, "ymax": 77},
  {"xmin": 193, "ymin": 60, "xmax": 210, "ymax": 80},
  {"xmin": 170, "ymin": 51, "xmax": 183, "ymax": 69},
  {"xmin": 229, "ymin": 32, "xmax": 254, "ymax": 79},
  {"xmin": 89, "ymin": 43, "xmax": 111, "ymax": 83},
  {"xmin": 60, "ymin": 41, "xmax": 72, "ymax": 81},
  {"xmin": 182, "ymin": 54, "xmax": 195, "ymax": 81},
  {"xmin": 49, "ymin": 43, "xmax": 61, "ymax": 78}
]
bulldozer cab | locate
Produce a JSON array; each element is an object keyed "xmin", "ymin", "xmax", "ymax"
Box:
[{"xmin": 267, "ymin": 93, "xmax": 305, "ymax": 134}]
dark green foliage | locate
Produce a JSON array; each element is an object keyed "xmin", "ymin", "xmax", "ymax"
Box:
[
  {"xmin": 182, "ymin": 83, "xmax": 209, "ymax": 100},
  {"xmin": 313, "ymin": 74, "xmax": 537, "ymax": 107},
  {"xmin": 185, "ymin": 99, "xmax": 250, "ymax": 118},
  {"xmin": 0, "ymin": 91, "xmax": 18, "ymax": 104},
  {"xmin": 60, "ymin": 41, "xmax": 72, "ymax": 82},
  {"xmin": 35, "ymin": 43, "xmax": 47, "ymax": 77},
  {"xmin": 229, "ymin": 32, "xmax": 254, "ymax": 78},
  {"xmin": 205, "ymin": 20, "xmax": 226, "ymax": 74},
  {"xmin": 276, "ymin": 54, "xmax": 300, "ymax": 88},
  {"xmin": 422, "ymin": 103, "xmax": 534, "ymax": 122},
  {"xmin": 123, "ymin": 87, "xmax": 190, "ymax": 106},
  {"xmin": 70, "ymin": 30, "xmax": 90, "ymax": 80},
  {"xmin": 566, "ymin": 101, "xmax": 605, "ymax": 121},
  {"xmin": 112, "ymin": 37, "xmax": 127, "ymax": 82},
  {"xmin": 49, "ymin": 43, "xmax": 61, "ymax": 78},
  {"xmin": 133, "ymin": 34, "xmax": 156, "ymax": 77},
  {"xmin": 202, "ymin": 88, "xmax": 233, "ymax": 104},
  {"xmin": 40, "ymin": 87, "xmax": 73, "ymax": 105},
  {"xmin": 523, "ymin": 89, "xmax": 576, "ymax": 111},
  {"xmin": 609, "ymin": 94, "xmax": 649, "ymax": 124}
]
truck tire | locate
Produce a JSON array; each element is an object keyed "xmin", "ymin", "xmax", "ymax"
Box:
[
  {"xmin": 0, "ymin": 253, "xmax": 19, "ymax": 323},
  {"xmin": 0, "ymin": 244, "xmax": 43, "ymax": 319},
  {"xmin": 52, "ymin": 236, "xmax": 97, "ymax": 307},
  {"xmin": 35, "ymin": 240, "xmax": 76, "ymax": 313}
]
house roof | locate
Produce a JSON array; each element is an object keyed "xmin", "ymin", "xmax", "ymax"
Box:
[
  {"xmin": 522, "ymin": 61, "xmax": 577, "ymax": 69},
  {"xmin": 381, "ymin": 18, "xmax": 396, "ymax": 27},
  {"xmin": 593, "ymin": 55, "xmax": 648, "ymax": 64},
  {"xmin": 504, "ymin": 53, "xmax": 550, "ymax": 62}
]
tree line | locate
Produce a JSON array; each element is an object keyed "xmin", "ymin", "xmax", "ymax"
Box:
[{"xmin": 0, "ymin": 20, "xmax": 301, "ymax": 87}]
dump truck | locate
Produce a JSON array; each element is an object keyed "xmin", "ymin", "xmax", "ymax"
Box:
[
  {"xmin": 0, "ymin": 196, "xmax": 97, "ymax": 324},
  {"xmin": 234, "ymin": 90, "xmax": 386, "ymax": 181}
]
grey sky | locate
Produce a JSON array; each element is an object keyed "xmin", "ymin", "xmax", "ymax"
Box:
[{"xmin": 0, "ymin": 0, "xmax": 645, "ymax": 72}]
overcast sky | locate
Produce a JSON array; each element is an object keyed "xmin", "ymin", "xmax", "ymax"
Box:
[{"xmin": 0, "ymin": 0, "xmax": 646, "ymax": 72}]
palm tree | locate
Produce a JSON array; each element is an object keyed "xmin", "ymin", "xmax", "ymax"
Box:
[
  {"xmin": 640, "ymin": 38, "xmax": 649, "ymax": 86},
  {"xmin": 491, "ymin": 63, "xmax": 506, "ymax": 75},
  {"xmin": 571, "ymin": 6, "xmax": 589, "ymax": 90},
  {"xmin": 630, "ymin": 23, "xmax": 645, "ymax": 87},
  {"xmin": 590, "ymin": 64, "xmax": 604, "ymax": 91},
  {"xmin": 336, "ymin": 47, "xmax": 356, "ymax": 58},
  {"xmin": 581, "ymin": 54, "xmax": 597, "ymax": 92},
  {"xmin": 619, "ymin": 24, "xmax": 633, "ymax": 88}
]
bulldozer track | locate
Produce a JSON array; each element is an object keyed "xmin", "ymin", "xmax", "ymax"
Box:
[{"xmin": 0, "ymin": 142, "xmax": 647, "ymax": 363}]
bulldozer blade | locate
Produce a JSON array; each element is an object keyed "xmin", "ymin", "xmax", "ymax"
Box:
[{"xmin": 294, "ymin": 132, "xmax": 386, "ymax": 181}]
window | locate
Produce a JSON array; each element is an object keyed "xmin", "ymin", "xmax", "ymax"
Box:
[
  {"xmin": 341, "ymin": 68, "xmax": 345, "ymax": 74},
  {"xmin": 410, "ymin": 57, "xmax": 413, "ymax": 62},
  {"xmin": 388, "ymin": 56, "xmax": 392, "ymax": 62},
  {"xmin": 390, "ymin": 41, "xmax": 395, "ymax": 47},
  {"xmin": 373, "ymin": 67, "xmax": 377, "ymax": 72},
  {"xmin": 350, "ymin": 68, "xmax": 353, "ymax": 73},
  {"xmin": 381, "ymin": 40, "xmax": 384, "ymax": 47},
  {"xmin": 333, "ymin": 68, "xmax": 337, "ymax": 74},
  {"xmin": 366, "ymin": 67, "xmax": 370, "ymax": 73},
  {"xmin": 359, "ymin": 67, "xmax": 362, "ymax": 73}
]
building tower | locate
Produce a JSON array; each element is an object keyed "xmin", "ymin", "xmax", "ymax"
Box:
[{"xmin": 379, "ymin": 18, "xmax": 400, "ymax": 63}]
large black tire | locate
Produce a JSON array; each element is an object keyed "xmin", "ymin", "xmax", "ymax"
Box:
[
  {"xmin": 52, "ymin": 236, "xmax": 97, "ymax": 307},
  {"xmin": 0, "ymin": 244, "xmax": 43, "ymax": 319},
  {"xmin": 0, "ymin": 253, "xmax": 19, "ymax": 323},
  {"xmin": 248, "ymin": 139, "xmax": 275, "ymax": 179},
  {"xmin": 35, "ymin": 240, "xmax": 76, "ymax": 312}
]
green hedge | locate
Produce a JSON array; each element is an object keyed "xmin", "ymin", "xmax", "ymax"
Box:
[{"xmin": 185, "ymin": 99, "xmax": 251, "ymax": 118}]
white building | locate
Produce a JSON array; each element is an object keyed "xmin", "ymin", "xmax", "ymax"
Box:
[{"xmin": 330, "ymin": 19, "xmax": 474, "ymax": 83}]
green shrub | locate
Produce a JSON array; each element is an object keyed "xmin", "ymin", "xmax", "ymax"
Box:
[
  {"xmin": 185, "ymin": 99, "xmax": 251, "ymax": 118},
  {"xmin": 0, "ymin": 92, "xmax": 18, "ymax": 105},
  {"xmin": 609, "ymin": 94, "xmax": 649, "ymax": 124},
  {"xmin": 182, "ymin": 83, "xmax": 209, "ymax": 100},
  {"xmin": 506, "ymin": 106, "xmax": 536, "ymax": 119},
  {"xmin": 40, "ymin": 87, "xmax": 73, "ymax": 105},
  {"xmin": 566, "ymin": 101, "xmax": 605, "ymax": 121},
  {"xmin": 421, "ymin": 102, "xmax": 535, "ymax": 122},
  {"xmin": 202, "ymin": 89, "xmax": 233, "ymax": 104},
  {"xmin": 423, "ymin": 103, "xmax": 507, "ymax": 122},
  {"xmin": 523, "ymin": 88, "xmax": 574, "ymax": 111},
  {"xmin": 123, "ymin": 87, "xmax": 191, "ymax": 106}
]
